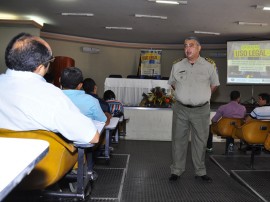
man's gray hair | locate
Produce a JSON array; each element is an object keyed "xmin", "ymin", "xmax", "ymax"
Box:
[{"xmin": 184, "ymin": 36, "xmax": 201, "ymax": 45}]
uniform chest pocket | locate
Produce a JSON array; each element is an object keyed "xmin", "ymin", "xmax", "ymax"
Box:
[
  {"xmin": 196, "ymin": 73, "xmax": 208, "ymax": 81},
  {"xmin": 175, "ymin": 71, "xmax": 187, "ymax": 81}
]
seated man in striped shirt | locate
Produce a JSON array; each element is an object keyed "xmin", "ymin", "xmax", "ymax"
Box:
[
  {"xmin": 246, "ymin": 93, "xmax": 270, "ymax": 122},
  {"xmin": 103, "ymin": 90, "xmax": 124, "ymax": 118}
]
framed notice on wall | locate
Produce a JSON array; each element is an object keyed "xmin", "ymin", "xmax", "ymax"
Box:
[{"xmin": 140, "ymin": 50, "xmax": 161, "ymax": 79}]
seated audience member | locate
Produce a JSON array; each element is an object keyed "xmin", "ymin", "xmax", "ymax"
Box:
[
  {"xmin": 103, "ymin": 90, "xmax": 124, "ymax": 117},
  {"xmin": 60, "ymin": 67, "xmax": 109, "ymax": 126},
  {"xmin": 83, "ymin": 78, "xmax": 112, "ymax": 119},
  {"xmin": 0, "ymin": 32, "xmax": 99, "ymax": 143},
  {"xmin": 82, "ymin": 79, "xmax": 116, "ymax": 154},
  {"xmin": 207, "ymin": 90, "xmax": 246, "ymax": 154},
  {"xmin": 246, "ymin": 93, "xmax": 270, "ymax": 122}
]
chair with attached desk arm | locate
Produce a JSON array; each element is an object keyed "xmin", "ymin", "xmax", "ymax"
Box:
[
  {"xmin": 0, "ymin": 128, "xmax": 95, "ymax": 201},
  {"xmin": 263, "ymin": 133, "xmax": 270, "ymax": 151},
  {"xmin": 95, "ymin": 117, "xmax": 120, "ymax": 164},
  {"xmin": 211, "ymin": 117, "xmax": 244, "ymax": 137},
  {"xmin": 210, "ymin": 117, "xmax": 244, "ymax": 153},
  {"xmin": 232, "ymin": 120, "xmax": 270, "ymax": 169},
  {"xmin": 118, "ymin": 115, "xmax": 129, "ymax": 137}
]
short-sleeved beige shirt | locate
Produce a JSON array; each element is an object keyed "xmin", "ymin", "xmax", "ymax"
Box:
[{"xmin": 168, "ymin": 56, "xmax": 220, "ymax": 106}]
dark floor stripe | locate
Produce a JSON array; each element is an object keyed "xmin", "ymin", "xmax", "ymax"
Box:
[{"xmin": 231, "ymin": 170, "xmax": 270, "ymax": 202}]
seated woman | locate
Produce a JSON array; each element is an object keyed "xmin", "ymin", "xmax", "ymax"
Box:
[{"xmin": 103, "ymin": 90, "xmax": 124, "ymax": 118}]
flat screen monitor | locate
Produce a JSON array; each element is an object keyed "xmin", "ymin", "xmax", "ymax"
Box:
[{"xmin": 227, "ymin": 41, "xmax": 270, "ymax": 84}]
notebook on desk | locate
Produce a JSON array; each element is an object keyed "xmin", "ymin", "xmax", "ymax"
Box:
[{"xmin": 92, "ymin": 120, "xmax": 106, "ymax": 133}]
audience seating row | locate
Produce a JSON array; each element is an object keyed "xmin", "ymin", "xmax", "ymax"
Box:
[
  {"xmin": 94, "ymin": 115, "xmax": 128, "ymax": 163},
  {"xmin": 211, "ymin": 118, "xmax": 270, "ymax": 169},
  {"xmin": 0, "ymin": 129, "xmax": 90, "ymax": 200},
  {"xmin": 95, "ymin": 117, "xmax": 120, "ymax": 164},
  {"xmin": 0, "ymin": 116, "xmax": 126, "ymax": 201},
  {"xmin": 108, "ymin": 74, "xmax": 169, "ymax": 80}
]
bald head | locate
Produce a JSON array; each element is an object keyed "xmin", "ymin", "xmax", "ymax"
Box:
[{"xmin": 5, "ymin": 32, "xmax": 53, "ymax": 72}]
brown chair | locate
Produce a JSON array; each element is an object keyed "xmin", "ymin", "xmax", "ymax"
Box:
[
  {"xmin": 210, "ymin": 117, "xmax": 243, "ymax": 154},
  {"xmin": 232, "ymin": 120, "xmax": 270, "ymax": 168},
  {"xmin": 211, "ymin": 117, "xmax": 243, "ymax": 138},
  {"xmin": 0, "ymin": 129, "xmax": 94, "ymax": 200},
  {"xmin": 264, "ymin": 133, "xmax": 270, "ymax": 151}
]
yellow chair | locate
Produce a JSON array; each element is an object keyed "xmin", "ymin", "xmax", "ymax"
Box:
[
  {"xmin": 264, "ymin": 133, "xmax": 270, "ymax": 151},
  {"xmin": 211, "ymin": 117, "xmax": 243, "ymax": 138},
  {"xmin": 210, "ymin": 117, "xmax": 243, "ymax": 154},
  {"xmin": 0, "ymin": 128, "xmax": 93, "ymax": 200},
  {"xmin": 232, "ymin": 120, "xmax": 270, "ymax": 168}
]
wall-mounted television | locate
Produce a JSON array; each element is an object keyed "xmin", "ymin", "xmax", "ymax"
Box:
[{"xmin": 227, "ymin": 41, "xmax": 270, "ymax": 84}]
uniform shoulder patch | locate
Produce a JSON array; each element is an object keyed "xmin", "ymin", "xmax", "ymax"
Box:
[
  {"xmin": 204, "ymin": 57, "xmax": 216, "ymax": 68},
  {"xmin": 173, "ymin": 58, "xmax": 184, "ymax": 64},
  {"xmin": 204, "ymin": 57, "xmax": 219, "ymax": 76}
]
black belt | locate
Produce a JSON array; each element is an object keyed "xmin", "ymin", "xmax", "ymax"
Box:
[{"xmin": 178, "ymin": 101, "xmax": 208, "ymax": 108}]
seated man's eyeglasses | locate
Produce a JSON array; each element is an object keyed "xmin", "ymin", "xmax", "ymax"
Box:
[{"xmin": 41, "ymin": 56, "xmax": 55, "ymax": 67}]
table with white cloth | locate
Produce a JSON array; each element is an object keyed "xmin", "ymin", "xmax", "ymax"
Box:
[
  {"xmin": 0, "ymin": 138, "xmax": 49, "ymax": 201},
  {"xmin": 124, "ymin": 107, "xmax": 220, "ymax": 141},
  {"xmin": 104, "ymin": 78, "xmax": 172, "ymax": 106}
]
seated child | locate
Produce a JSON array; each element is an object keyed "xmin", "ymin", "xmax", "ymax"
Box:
[{"xmin": 103, "ymin": 90, "xmax": 124, "ymax": 118}]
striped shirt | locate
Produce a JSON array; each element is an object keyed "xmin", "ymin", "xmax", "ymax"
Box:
[
  {"xmin": 250, "ymin": 106, "xmax": 270, "ymax": 120},
  {"xmin": 106, "ymin": 99, "xmax": 124, "ymax": 117}
]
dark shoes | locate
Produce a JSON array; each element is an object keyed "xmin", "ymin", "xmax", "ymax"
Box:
[
  {"xmin": 169, "ymin": 174, "xmax": 179, "ymax": 181},
  {"xmin": 169, "ymin": 174, "xmax": 212, "ymax": 183},
  {"xmin": 88, "ymin": 170, "xmax": 98, "ymax": 181},
  {"xmin": 195, "ymin": 175, "xmax": 213, "ymax": 183},
  {"xmin": 206, "ymin": 147, "xmax": 213, "ymax": 154}
]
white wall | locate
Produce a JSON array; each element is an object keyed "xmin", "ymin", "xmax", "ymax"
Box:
[
  {"xmin": 1, "ymin": 23, "xmax": 270, "ymax": 103},
  {"xmin": 46, "ymin": 38, "xmax": 270, "ymax": 103}
]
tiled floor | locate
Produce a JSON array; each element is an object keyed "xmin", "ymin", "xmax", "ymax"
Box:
[
  {"xmin": 4, "ymin": 140, "xmax": 269, "ymax": 202},
  {"xmin": 115, "ymin": 140, "xmax": 262, "ymax": 202}
]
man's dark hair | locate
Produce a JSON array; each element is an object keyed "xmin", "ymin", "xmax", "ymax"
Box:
[
  {"xmin": 5, "ymin": 32, "xmax": 52, "ymax": 72},
  {"xmin": 60, "ymin": 67, "xmax": 83, "ymax": 89},
  {"xmin": 83, "ymin": 78, "xmax": 96, "ymax": 94},
  {"xmin": 184, "ymin": 36, "xmax": 201, "ymax": 45},
  {"xmin": 103, "ymin": 90, "xmax": 116, "ymax": 101},
  {"xmin": 258, "ymin": 93, "xmax": 270, "ymax": 104},
  {"xmin": 230, "ymin": 90, "xmax": 240, "ymax": 101}
]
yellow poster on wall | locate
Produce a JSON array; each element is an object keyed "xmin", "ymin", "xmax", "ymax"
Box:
[{"xmin": 140, "ymin": 50, "xmax": 161, "ymax": 79}]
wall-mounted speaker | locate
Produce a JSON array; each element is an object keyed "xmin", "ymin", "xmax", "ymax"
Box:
[{"xmin": 81, "ymin": 47, "xmax": 100, "ymax": 54}]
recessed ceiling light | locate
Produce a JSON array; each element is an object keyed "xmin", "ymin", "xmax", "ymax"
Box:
[
  {"xmin": 61, "ymin": 13, "xmax": 94, "ymax": 17},
  {"xmin": 237, "ymin": 21, "xmax": 268, "ymax": 26},
  {"xmin": 0, "ymin": 13, "xmax": 18, "ymax": 20},
  {"xmin": 148, "ymin": 0, "xmax": 187, "ymax": 5},
  {"xmin": 105, "ymin": 27, "xmax": 133, "ymax": 30},
  {"xmin": 135, "ymin": 14, "xmax": 167, "ymax": 20},
  {"xmin": 194, "ymin": 31, "xmax": 220, "ymax": 35},
  {"xmin": 26, "ymin": 15, "xmax": 45, "ymax": 26},
  {"xmin": 256, "ymin": 5, "xmax": 270, "ymax": 10}
]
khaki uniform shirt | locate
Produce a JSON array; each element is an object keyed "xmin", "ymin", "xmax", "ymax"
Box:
[{"xmin": 168, "ymin": 56, "xmax": 220, "ymax": 106}]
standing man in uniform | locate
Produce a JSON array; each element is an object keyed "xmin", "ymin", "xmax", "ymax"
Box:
[{"xmin": 168, "ymin": 36, "xmax": 220, "ymax": 183}]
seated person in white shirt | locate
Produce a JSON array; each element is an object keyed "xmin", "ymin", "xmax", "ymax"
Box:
[
  {"xmin": 60, "ymin": 67, "xmax": 110, "ymax": 126},
  {"xmin": 0, "ymin": 32, "xmax": 99, "ymax": 144},
  {"xmin": 246, "ymin": 93, "xmax": 270, "ymax": 122}
]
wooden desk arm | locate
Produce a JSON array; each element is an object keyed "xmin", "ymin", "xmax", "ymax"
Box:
[{"xmin": 73, "ymin": 142, "xmax": 95, "ymax": 148}]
